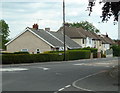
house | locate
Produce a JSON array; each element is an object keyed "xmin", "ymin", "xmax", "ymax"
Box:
[
  {"xmin": 58, "ymin": 26, "xmax": 115, "ymax": 53},
  {"xmin": 99, "ymin": 34, "xmax": 115, "ymax": 53},
  {"xmin": 5, "ymin": 24, "xmax": 81, "ymax": 54},
  {"xmin": 58, "ymin": 26, "xmax": 101, "ymax": 49},
  {"xmin": 58, "ymin": 27, "xmax": 87, "ymax": 48}
]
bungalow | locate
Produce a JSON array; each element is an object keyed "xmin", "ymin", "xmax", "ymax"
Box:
[
  {"xmin": 99, "ymin": 34, "xmax": 115, "ymax": 54},
  {"xmin": 5, "ymin": 24, "xmax": 81, "ymax": 54},
  {"xmin": 58, "ymin": 26, "xmax": 114, "ymax": 53},
  {"xmin": 58, "ymin": 26, "xmax": 101, "ymax": 49}
]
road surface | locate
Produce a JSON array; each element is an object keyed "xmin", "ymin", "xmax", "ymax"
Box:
[{"xmin": 1, "ymin": 57, "xmax": 119, "ymax": 92}]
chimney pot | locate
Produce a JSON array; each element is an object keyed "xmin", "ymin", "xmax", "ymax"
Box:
[{"xmin": 33, "ymin": 24, "xmax": 38, "ymax": 30}]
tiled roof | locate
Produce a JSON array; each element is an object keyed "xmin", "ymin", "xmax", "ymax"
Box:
[
  {"xmin": 99, "ymin": 34, "xmax": 115, "ymax": 44},
  {"xmin": 29, "ymin": 28, "xmax": 81, "ymax": 49},
  {"xmin": 58, "ymin": 27, "xmax": 101, "ymax": 40},
  {"xmin": 58, "ymin": 27, "xmax": 86, "ymax": 38},
  {"xmin": 50, "ymin": 31, "xmax": 81, "ymax": 49}
]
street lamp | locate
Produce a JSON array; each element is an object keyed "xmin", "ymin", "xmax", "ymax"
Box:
[{"xmin": 63, "ymin": 0, "xmax": 66, "ymax": 61}]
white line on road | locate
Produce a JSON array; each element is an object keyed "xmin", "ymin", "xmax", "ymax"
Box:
[
  {"xmin": 65, "ymin": 85, "xmax": 71, "ymax": 88},
  {"xmin": 0, "ymin": 68, "xmax": 28, "ymax": 72},
  {"xmin": 58, "ymin": 88, "xmax": 65, "ymax": 91},
  {"xmin": 72, "ymin": 71, "xmax": 107, "ymax": 91},
  {"xmin": 37, "ymin": 67, "xmax": 50, "ymax": 71}
]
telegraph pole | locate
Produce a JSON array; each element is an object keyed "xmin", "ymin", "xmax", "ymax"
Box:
[
  {"xmin": 63, "ymin": 0, "xmax": 66, "ymax": 61},
  {"xmin": 118, "ymin": 11, "xmax": 120, "ymax": 40}
]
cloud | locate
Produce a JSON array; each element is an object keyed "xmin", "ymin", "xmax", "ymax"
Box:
[{"xmin": 1, "ymin": 0, "xmax": 118, "ymax": 39}]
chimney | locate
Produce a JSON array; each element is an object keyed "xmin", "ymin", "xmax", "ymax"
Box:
[
  {"xmin": 45, "ymin": 28, "xmax": 50, "ymax": 32},
  {"xmin": 106, "ymin": 32, "xmax": 108, "ymax": 37},
  {"xmin": 33, "ymin": 24, "xmax": 38, "ymax": 30}
]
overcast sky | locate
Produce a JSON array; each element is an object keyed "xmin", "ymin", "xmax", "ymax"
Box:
[{"xmin": 1, "ymin": 0, "xmax": 118, "ymax": 39}]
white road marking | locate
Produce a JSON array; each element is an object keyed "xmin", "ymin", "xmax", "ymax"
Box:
[
  {"xmin": 65, "ymin": 85, "xmax": 71, "ymax": 88},
  {"xmin": 72, "ymin": 71, "xmax": 106, "ymax": 91},
  {"xmin": 37, "ymin": 67, "xmax": 50, "ymax": 71},
  {"xmin": 58, "ymin": 88, "xmax": 65, "ymax": 91},
  {"xmin": 74, "ymin": 63, "xmax": 86, "ymax": 65},
  {"xmin": 0, "ymin": 68, "xmax": 28, "ymax": 72}
]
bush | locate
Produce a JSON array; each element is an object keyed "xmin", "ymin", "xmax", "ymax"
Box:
[
  {"xmin": 111, "ymin": 45, "xmax": 120, "ymax": 57},
  {"xmin": 14, "ymin": 51, "xmax": 29, "ymax": 54},
  {"xmin": 70, "ymin": 47, "xmax": 97, "ymax": 58},
  {"xmin": 2, "ymin": 50, "xmax": 91, "ymax": 64},
  {"xmin": 67, "ymin": 50, "xmax": 91, "ymax": 60},
  {"xmin": 1, "ymin": 52, "xmax": 14, "ymax": 54},
  {"xmin": 2, "ymin": 53, "xmax": 68, "ymax": 64}
]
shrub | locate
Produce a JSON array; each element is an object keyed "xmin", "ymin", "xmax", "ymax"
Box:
[
  {"xmin": 2, "ymin": 50, "xmax": 90, "ymax": 64},
  {"xmin": 1, "ymin": 52, "xmax": 14, "ymax": 54},
  {"xmin": 111, "ymin": 45, "xmax": 120, "ymax": 57},
  {"xmin": 101, "ymin": 53, "xmax": 106, "ymax": 58},
  {"xmin": 70, "ymin": 47, "xmax": 97, "ymax": 58},
  {"xmin": 67, "ymin": 50, "xmax": 91, "ymax": 60},
  {"xmin": 2, "ymin": 53, "xmax": 67, "ymax": 64},
  {"xmin": 14, "ymin": 51, "xmax": 29, "ymax": 54}
]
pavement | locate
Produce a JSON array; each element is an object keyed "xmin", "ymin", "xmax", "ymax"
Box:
[
  {"xmin": 1, "ymin": 57, "xmax": 120, "ymax": 92},
  {"xmin": 72, "ymin": 69, "xmax": 119, "ymax": 91}
]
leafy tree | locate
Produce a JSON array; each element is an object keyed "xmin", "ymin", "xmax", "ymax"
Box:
[
  {"xmin": 0, "ymin": 20, "xmax": 10, "ymax": 49},
  {"xmin": 65, "ymin": 21, "xmax": 100, "ymax": 33},
  {"xmin": 88, "ymin": 0, "xmax": 120, "ymax": 22}
]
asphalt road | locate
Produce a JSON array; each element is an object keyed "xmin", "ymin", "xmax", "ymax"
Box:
[{"xmin": 1, "ymin": 57, "xmax": 119, "ymax": 92}]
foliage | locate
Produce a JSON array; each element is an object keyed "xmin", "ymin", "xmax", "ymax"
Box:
[
  {"xmin": 2, "ymin": 50, "xmax": 91, "ymax": 64},
  {"xmin": 2, "ymin": 53, "xmax": 63, "ymax": 64},
  {"xmin": 111, "ymin": 45, "xmax": 120, "ymax": 57},
  {"xmin": 14, "ymin": 51, "xmax": 29, "ymax": 54},
  {"xmin": 0, "ymin": 20, "xmax": 10, "ymax": 49},
  {"xmin": 70, "ymin": 47, "xmax": 98, "ymax": 58},
  {"xmin": 67, "ymin": 50, "xmax": 91, "ymax": 60},
  {"xmin": 88, "ymin": 0, "xmax": 120, "ymax": 22},
  {"xmin": 65, "ymin": 21, "xmax": 100, "ymax": 33}
]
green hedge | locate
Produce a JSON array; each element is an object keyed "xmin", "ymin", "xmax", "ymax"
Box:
[
  {"xmin": 111, "ymin": 45, "xmax": 120, "ymax": 57},
  {"xmin": 2, "ymin": 53, "xmax": 66, "ymax": 64},
  {"xmin": 67, "ymin": 50, "xmax": 91, "ymax": 60},
  {"xmin": 70, "ymin": 47, "xmax": 97, "ymax": 58},
  {"xmin": 2, "ymin": 50, "xmax": 91, "ymax": 64}
]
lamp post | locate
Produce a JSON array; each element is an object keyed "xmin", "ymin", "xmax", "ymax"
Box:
[{"xmin": 63, "ymin": 0, "xmax": 66, "ymax": 61}]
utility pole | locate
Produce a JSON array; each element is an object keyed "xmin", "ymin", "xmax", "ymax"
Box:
[
  {"xmin": 118, "ymin": 11, "xmax": 120, "ymax": 40},
  {"xmin": 63, "ymin": 0, "xmax": 66, "ymax": 61}
]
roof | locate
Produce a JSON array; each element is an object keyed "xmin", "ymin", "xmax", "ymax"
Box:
[
  {"xmin": 5, "ymin": 27, "xmax": 81, "ymax": 49},
  {"xmin": 58, "ymin": 27, "xmax": 86, "ymax": 38},
  {"xmin": 50, "ymin": 32, "xmax": 81, "ymax": 49},
  {"xmin": 29, "ymin": 28, "xmax": 64, "ymax": 48},
  {"xmin": 58, "ymin": 26, "xmax": 101, "ymax": 40},
  {"xmin": 99, "ymin": 35, "xmax": 115, "ymax": 44}
]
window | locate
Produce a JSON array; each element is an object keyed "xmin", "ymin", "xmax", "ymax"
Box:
[
  {"xmin": 89, "ymin": 39, "xmax": 91, "ymax": 44},
  {"xmin": 21, "ymin": 49, "xmax": 28, "ymax": 52},
  {"xmin": 83, "ymin": 39, "xmax": 85, "ymax": 44},
  {"xmin": 36, "ymin": 48, "xmax": 40, "ymax": 54}
]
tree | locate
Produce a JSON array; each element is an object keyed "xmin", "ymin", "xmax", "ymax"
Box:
[
  {"xmin": 0, "ymin": 20, "xmax": 10, "ymax": 49},
  {"xmin": 65, "ymin": 21, "xmax": 100, "ymax": 33},
  {"xmin": 88, "ymin": 0, "xmax": 120, "ymax": 22}
]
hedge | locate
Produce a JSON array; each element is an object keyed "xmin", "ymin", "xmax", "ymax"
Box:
[
  {"xmin": 111, "ymin": 45, "xmax": 120, "ymax": 57},
  {"xmin": 2, "ymin": 50, "xmax": 91, "ymax": 64},
  {"xmin": 2, "ymin": 53, "xmax": 66, "ymax": 64},
  {"xmin": 67, "ymin": 50, "xmax": 91, "ymax": 60},
  {"xmin": 70, "ymin": 47, "xmax": 97, "ymax": 58}
]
